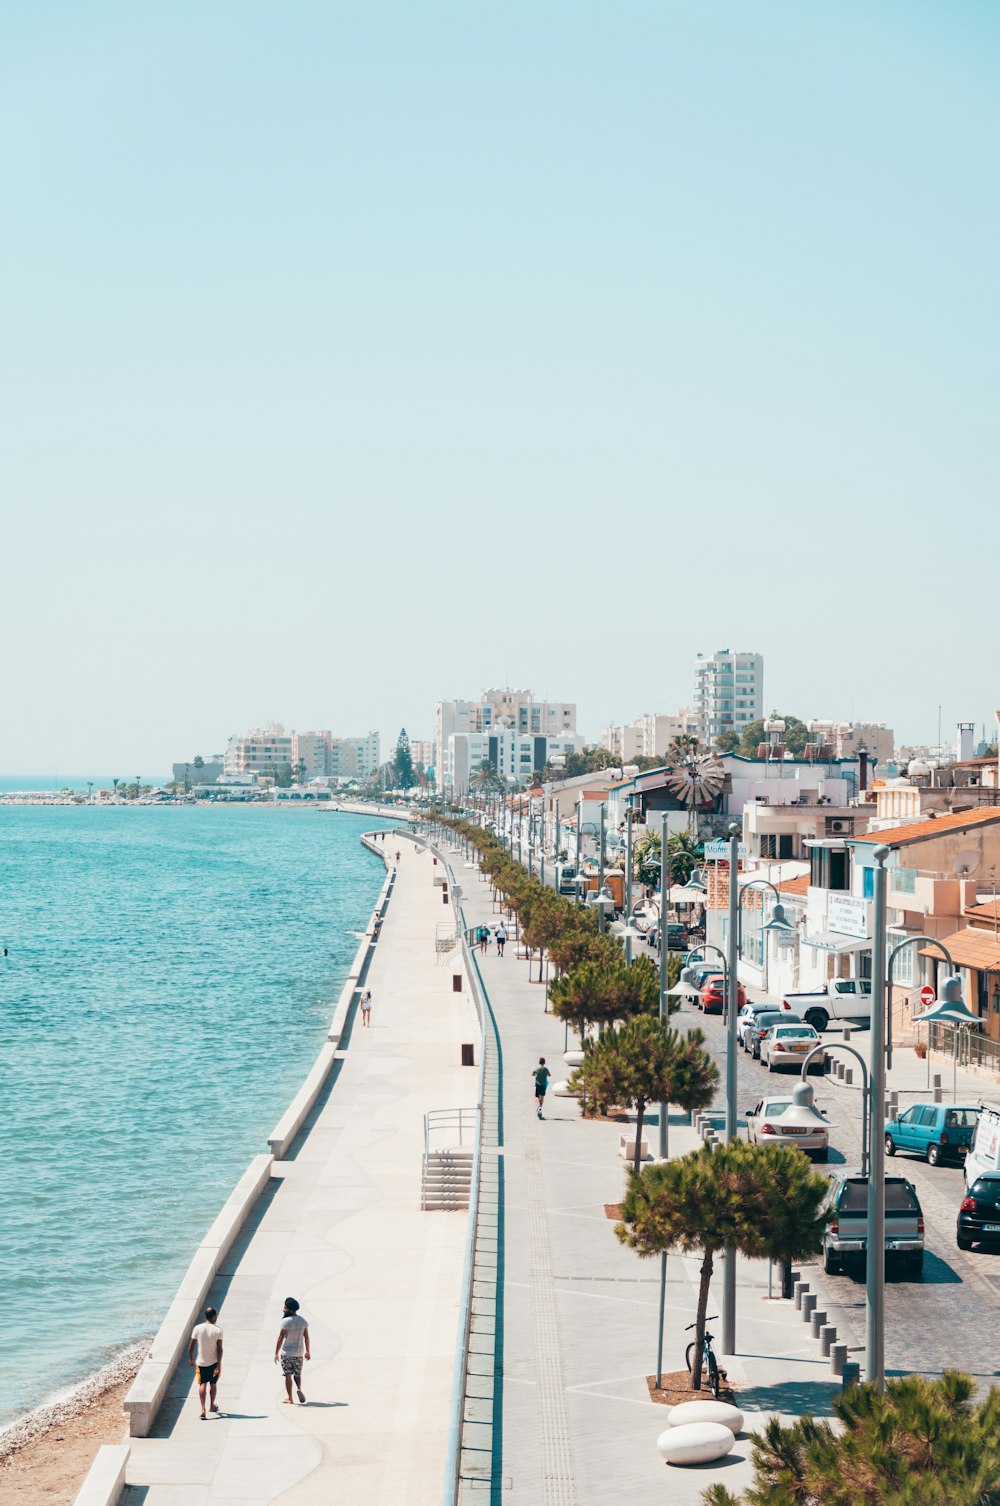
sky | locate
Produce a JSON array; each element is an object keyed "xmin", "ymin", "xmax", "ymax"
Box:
[{"xmin": 2, "ymin": 1, "xmax": 997, "ymax": 772}]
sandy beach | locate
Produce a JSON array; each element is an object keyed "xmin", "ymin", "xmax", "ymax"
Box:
[{"xmin": 0, "ymin": 1345, "xmax": 146, "ymax": 1504}]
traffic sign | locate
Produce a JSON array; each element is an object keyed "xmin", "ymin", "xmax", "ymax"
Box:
[{"xmin": 919, "ymin": 985, "xmax": 935, "ymax": 1007}]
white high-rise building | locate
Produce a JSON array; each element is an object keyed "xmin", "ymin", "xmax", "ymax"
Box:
[
  {"xmin": 224, "ymin": 723, "xmax": 294, "ymax": 777},
  {"xmin": 694, "ymin": 650, "xmax": 763, "ymax": 746},
  {"xmin": 602, "ymin": 708, "xmax": 701, "ymax": 763},
  {"xmin": 437, "ymin": 690, "xmax": 576, "ymax": 792}
]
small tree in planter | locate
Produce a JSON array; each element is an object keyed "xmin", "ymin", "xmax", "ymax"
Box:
[
  {"xmin": 617, "ymin": 1141, "xmax": 830, "ymax": 1389},
  {"xmin": 570, "ymin": 1017, "xmax": 717, "ymax": 1171}
]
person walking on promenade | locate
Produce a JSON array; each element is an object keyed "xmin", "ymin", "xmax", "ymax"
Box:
[
  {"xmin": 395, "ymin": 850, "xmax": 401, "ymax": 863},
  {"xmin": 274, "ymin": 1297, "xmax": 310, "ymax": 1405},
  {"xmin": 532, "ymin": 1058, "xmax": 551, "ymax": 1119},
  {"xmin": 495, "ymin": 922, "xmax": 507, "ymax": 958},
  {"xmin": 477, "ymin": 924, "xmax": 489, "ymax": 955},
  {"xmin": 188, "ymin": 1305, "xmax": 223, "ymax": 1419},
  {"xmin": 360, "ymin": 988, "xmax": 372, "ymax": 1026}
]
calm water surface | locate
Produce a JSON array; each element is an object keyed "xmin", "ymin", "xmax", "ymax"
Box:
[{"xmin": 0, "ymin": 805, "xmax": 390, "ymax": 1427}]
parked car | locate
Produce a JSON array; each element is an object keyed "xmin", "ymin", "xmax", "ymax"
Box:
[
  {"xmin": 884, "ymin": 1103, "xmax": 979, "ymax": 1167},
  {"xmin": 780, "ymin": 978, "xmax": 873, "ymax": 1032},
  {"xmin": 744, "ymin": 1010, "xmax": 802, "ymax": 1058},
  {"xmin": 686, "ymin": 964, "xmax": 722, "ymax": 992},
  {"xmin": 699, "ymin": 975, "xmax": 748, "ymax": 1015},
  {"xmin": 760, "ymin": 1023, "xmax": 825, "ymax": 1073},
  {"xmin": 737, "ymin": 1001, "xmax": 781, "ymax": 1050},
  {"xmin": 823, "ymin": 1171, "xmax": 924, "ymax": 1277},
  {"xmin": 745, "ymin": 1094, "xmax": 829, "ymax": 1161},
  {"xmin": 663, "ymin": 922, "xmax": 688, "ymax": 950},
  {"xmin": 958, "ymin": 1173, "xmax": 1000, "ymax": 1249}
]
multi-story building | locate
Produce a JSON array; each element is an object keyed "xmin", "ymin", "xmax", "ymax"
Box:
[
  {"xmin": 694, "ymin": 650, "xmax": 763, "ymax": 746},
  {"xmin": 438, "ymin": 690, "xmax": 576, "ymax": 792},
  {"xmin": 224, "ymin": 724, "xmax": 294, "ymax": 777},
  {"xmin": 448, "ymin": 730, "xmax": 583, "ymax": 793},
  {"xmin": 172, "ymin": 758, "xmax": 224, "ymax": 786},
  {"xmin": 410, "ymin": 739, "xmax": 436, "ymax": 772},
  {"xmin": 225, "ymin": 726, "xmax": 379, "ymax": 782},
  {"xmin": 834, "ymin": 721, "xmax": 894, "ymax": 768},
  {"xmin": 602, "ymin": 708, "xmax": 701, "ymax": 763}
]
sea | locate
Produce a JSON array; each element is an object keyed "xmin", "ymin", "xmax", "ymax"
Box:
[{"xmin": 0, "ymin": 800, "xmax": 393, "ymax": 1429}]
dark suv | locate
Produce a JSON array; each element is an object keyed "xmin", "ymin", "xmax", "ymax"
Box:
[{"xmin": 958, "ymin": 1174, "xmax": 1000, "ymax": 1250}]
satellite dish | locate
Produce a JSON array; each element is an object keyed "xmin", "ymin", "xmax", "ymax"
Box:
[{"xmin": 953, "ymin": 849, "xmax": 982, "ymax": 878}]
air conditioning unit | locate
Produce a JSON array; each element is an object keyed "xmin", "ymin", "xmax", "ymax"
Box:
[{"xmin": 825, "ymin": 817, "xmax": 854, "ymax": 835}]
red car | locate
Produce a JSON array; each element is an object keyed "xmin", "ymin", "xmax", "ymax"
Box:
[{"xmin": 700, "ymin": 975, "xmax": 747, "ymax": 1014}]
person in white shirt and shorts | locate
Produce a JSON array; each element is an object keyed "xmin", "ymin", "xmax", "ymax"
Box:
[
  {"xmin": 188, "ymin": 1305, "xmax": 223, "ymax": 1419},
  {"xmin": 274, "ymin": 1296, "xmax": 311, "ymax": 1404}
]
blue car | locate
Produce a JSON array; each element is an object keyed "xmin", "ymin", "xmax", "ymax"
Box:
[{"xmin": 884, "ymin": 1103, "xmax": 979, "ymax": 1167}]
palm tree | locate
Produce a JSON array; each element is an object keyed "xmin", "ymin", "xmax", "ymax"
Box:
[
  {"xmin": 471, "ymin": 758, "xmax": 504, "ymax": 794},
  {"xmin": 666, "ymin": 830, "xmax": 701, "ymax": 886},
  {"xmin": 666, "ymin": 734, "xmax": 700, "ymax": 763}
]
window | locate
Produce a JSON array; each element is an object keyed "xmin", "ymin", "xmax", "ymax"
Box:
[
  {"xmin": 891, "ymin": 868, "xmax": 917, "ymax": 895},
  {"xmin": 888, "ymin": 935, "xmax": 914, "ymax": 985}
]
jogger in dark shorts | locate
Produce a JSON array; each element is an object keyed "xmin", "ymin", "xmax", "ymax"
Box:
[
  {"xmin": 188, "ymin": 1305, "xmax": 223, "ymax": 1419},
  {"xmin": 533, "ymin": 1058, "xmax": 551, "ymax": 1119}
]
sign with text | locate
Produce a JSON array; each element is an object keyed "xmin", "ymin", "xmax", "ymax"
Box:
[
  {"xmin": 826, "ymin": 893, "xmax": 870, "ymax": 939},
  {"xmin": 704, "ymin": 839, "xmax": 747, "ymax": 861}
]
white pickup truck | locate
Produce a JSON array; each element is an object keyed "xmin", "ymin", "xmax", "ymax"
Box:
[{"xmin": 780, "ymin": 978, "xmax": 873, "ymax": 1032}]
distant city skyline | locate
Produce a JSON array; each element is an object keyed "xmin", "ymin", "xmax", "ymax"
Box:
[{"xmin": 3, "ymin": 4, "xmax": 998, "ymax": 771}]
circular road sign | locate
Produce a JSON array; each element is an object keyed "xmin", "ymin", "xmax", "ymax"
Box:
[{"xmin": 920, "ymin": 985, "xmax": 935, "ymax": 1007}]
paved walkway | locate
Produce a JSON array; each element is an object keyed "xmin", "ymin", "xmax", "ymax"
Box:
[
  {"xmin": 452, "ymin": 855, "xmax": 839, "ymax": 1506},
  {"xmin": 124, "ymin": 839, "xmax": 479, "ymax": 1506}
]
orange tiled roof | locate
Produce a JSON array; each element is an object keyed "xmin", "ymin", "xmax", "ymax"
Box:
[
  {"xmin": 919, "ymin": 926, "xmax": 1000, "ymax": 971},
  {"xmin": 965, "ymin": 899, "xmax": 1000, "ymax": 921},
  {"xmin": 852, "ymin": 807, "xmax": 1000, "ymax": 847},
  {"xmin": 778, "ymin": 873, "xmax": 810, "ymax": 897}
]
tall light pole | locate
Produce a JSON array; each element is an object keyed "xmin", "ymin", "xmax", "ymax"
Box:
[
  {"xmin": 598, "ymin": 802, "xmax": 606, "ymax": 898},
  {"xmin": 658, "ymin": 812, "xmax": 670, "ymax": 1159},
  {"xmin": 865, "ymin": 845, "xmax": 890, "ymax": 1389},
  {"xmin": 625, "ymin": 801, "xmax": 634, "ymax": 963},
  {"xmin": 721, "ymin": 820, "xmax": 741, "ymax": 1356},
  {"xmin": 575, "ymin": 798, "xmax": 583, "ymax": 900}
]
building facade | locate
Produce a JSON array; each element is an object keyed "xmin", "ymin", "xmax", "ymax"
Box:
[
  {"xmin": 601, "ymin": 708, "xmax": 700, "ymax": 763},
  {"xmin": 224, "ymin": 724, "xmax": 294, "ymax": 777},
  {"xmin": 225, "ymin": 726, "xmax": 379, "ymax": 781},
  {"xmin": 694, "ymin": 650, "xmax": 763, "ymax": 746},
  {"xmin": 438, "ymin": 690, "xmax": 576, "ymax": 792},
  {"xmin": 448, "ymin": 730, "xmax": 582, "ymax": 792},
  {"xmin": 833, "ymin": 721, "xmax": 894, "ymax": 768}
]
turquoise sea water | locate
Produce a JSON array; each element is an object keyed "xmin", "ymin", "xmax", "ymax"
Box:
[{"xmin": 0, "ymin": 805, "xmax": 390, "ymax": 1428}]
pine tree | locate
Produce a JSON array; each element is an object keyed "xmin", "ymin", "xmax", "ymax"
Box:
[
  {"xmin": 702, "ymin": 1370, "xmax": 1000, "ymax": 1506},
  {"xmin": 570, "ymin": 1017, "xmax": 717, "ymax": 1172},
  {"xmin": 392, "ymin": 729, "xmax": 414, "ymax": 789},
  {"xmin": 617, "ymin": 1142, "xmax": 830, "ymax": 1389}
]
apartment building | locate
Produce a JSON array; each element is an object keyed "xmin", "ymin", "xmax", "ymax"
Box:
[
  {"xmin": 448, "ymin": 730, "xmax": 583, "ymax": 793},
  {"xmin": 601, "ymin": 708, "xmax": 700, "ymax": 763},
  {"xmin": 438, "ymin": 690, "xmax": 576, "ymax": 792},
  {"xmin": 224, "ymin": 724, "xmax": 293, "ymax": 777},
  {"xmin": 694, "ymin": 650, "xmax": 763, "ymax": 746},
  {"xmin": 833, "ymin": 721, "xmax": 894, "ymax": 767}
]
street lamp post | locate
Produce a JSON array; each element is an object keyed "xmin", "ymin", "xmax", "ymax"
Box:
[
  {"xmin": 625, "ymin": 802, "xmax": 634, "ymax": 962},
  {"xmin": 722, "ymin": 820, "xmax": 741, "ymax": 1357},
  {"xmin": 659, "ymin": 812, "xmax": 671, "ymax": 1160},
  {"xmin": 886, "ymin": 934, "xmax": 957, "ymax": 1072},
  {"xmin": 866, "ymin": 845, "xmax": 890, "ymax": 1390},
  {"xmin": 598, "ymin": 802, "xmax": 606, "ymax": 900}
]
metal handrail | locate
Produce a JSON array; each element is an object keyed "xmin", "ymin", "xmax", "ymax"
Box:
[{"xmin": 424, "ymin": 1107, "xmax": 478, "ymax": 1161}]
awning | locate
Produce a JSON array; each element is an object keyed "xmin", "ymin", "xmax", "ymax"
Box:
[
  {"xmin": 919, "ymin": 928, "xmax": 1000, "ymax": 972},
  {"xmin": 663, "ymin": 885, "xmax": 707, "ymax": 905},
  {"xmin": 801, "ymin": 931, "xmax": 871, "ymax": 953}
]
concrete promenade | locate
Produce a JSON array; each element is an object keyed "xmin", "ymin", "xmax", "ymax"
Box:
[
  {"xmin": 122, "ymin": 839, "xmax": 479, "ymax": 1506},
  {"xmin": 451, "ymin": 848, "xmax": 841, "ymax": 1506}
]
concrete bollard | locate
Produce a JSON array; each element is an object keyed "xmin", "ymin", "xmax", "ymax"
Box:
[
  {"xmin": 933, "ymin": 1084, "xmax": 943, "ymax": 1104},
  {"xmin": 801, "ymin": 1293, "xmax": 817, "ymax": 1322},
  {"xmin": 835, "ymin": 1061, "xmax": 845, "ymax": 1080},
  {"xmin": 843, "ymin": 1027, "xmax": 852, "ymax": 1043},
  {"xmin": 830, "ymin": 1343, "xmax": 847, "ymax": 1376},
  {"xmin": 811, "ymin": 1309, "xmax": 827, "ymax": 1338},
  {"xmin": 887, "ymin": 1092, "xmax": 898, "ymax": 1116},
  {"xmin": 820, "ymin": 1325, "xmax": 836, "ymax": 1356},
  {"xmin": 842, "ymin": 1361, "xmax": 861, "ymax": 1388},
  {"xmin": 844, "ymin": 1067, "xmax": 853, "ymax": 1086},
  {"xmin": 794, "ymin": 1281, "xmax": 809, "ymax": 1311}
]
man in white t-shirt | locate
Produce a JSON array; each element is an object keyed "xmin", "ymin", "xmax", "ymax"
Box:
[
  {"xmin": 274, "ymin": 1296, "xmax": 311, "ymax": 1405},
  {"xmin": 188, "ymin": 1305, "xmax": 223, "ymax": 1419}
]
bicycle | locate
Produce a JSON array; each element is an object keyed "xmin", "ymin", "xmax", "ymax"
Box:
[{"xmin": 684, "ymin": 1316, "xmax": 726, "ymax": 1398}]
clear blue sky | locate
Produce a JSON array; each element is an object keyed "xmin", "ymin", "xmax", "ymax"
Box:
[{"xmin": 2, "ymin": 1, "xmax": 997, "ymax": 771}]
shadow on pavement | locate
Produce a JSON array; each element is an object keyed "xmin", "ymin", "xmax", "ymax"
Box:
[{"xmin": 741, "ymin": 1378, "xmax": 839, "ymax": 1418}]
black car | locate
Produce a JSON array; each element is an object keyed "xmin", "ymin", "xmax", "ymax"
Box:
[{"xmin": 957, "ymin": 1174, "xmax": 1000, "ymax": 1250}]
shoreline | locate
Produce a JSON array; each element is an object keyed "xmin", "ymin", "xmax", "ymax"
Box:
[{"xmin": 2, "ymin": 823, "xmax": 398, "ymax": 1501}]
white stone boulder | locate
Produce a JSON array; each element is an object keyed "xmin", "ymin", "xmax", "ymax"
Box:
[
  {"xmin": 656, "ymin": 1421, "xmax": 735, "ymax": 1466},
  {"xmin": 552, "ymin": 1080, "xmax": 577, "ymax": 1097},
  {"xmin": 666, "ymin": 1399, "xmax": 744, "ymax": 1434},
  {"xmin": 563, "ymin": 1050, "xmax": 585, "ymax": 1068}
]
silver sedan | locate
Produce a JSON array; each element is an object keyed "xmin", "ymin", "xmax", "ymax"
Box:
[{"xmin": 745, "ymin": 1095, "xmax": 830, "ymax": 1161}]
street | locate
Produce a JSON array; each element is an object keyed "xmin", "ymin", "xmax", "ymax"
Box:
[{"xmin": 678, "ymin": 993, "xmax": 1000, "ymax": 1386}]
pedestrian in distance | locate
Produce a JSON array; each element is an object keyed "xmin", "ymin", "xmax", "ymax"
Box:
[
  {"xmin": 478, "ymin": 924, "xmax": 489, "ymax": 955},
  {"xmin": 395, "ymin": 850, "xmax": 400, "ymax": 863},
  {"xmin": 360, "ymin": 988, "xmax": 372, "ymax": 1027},
  {"xmin": 495, "ymin": 922, "xmax": 507, "ymax": 958},
  {"xmin": 532, "ymin": 1058, "xmax": 551, "ymax": 1119},
  {"xmin": 274, "ymin": 1296, "xmax": 310, "ymax": 1405},
  {"xmin": 188, "ymin": 1304, "xmax": 223, "ymax": 1419}
]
